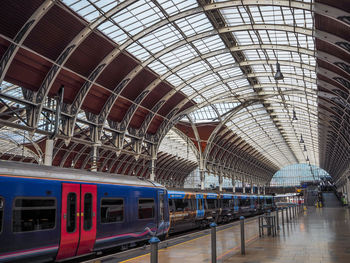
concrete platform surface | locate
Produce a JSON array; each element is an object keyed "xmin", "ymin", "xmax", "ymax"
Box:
[{"xmin": 120, "ymin": 207, "xmax": 350, "ymax": 263}]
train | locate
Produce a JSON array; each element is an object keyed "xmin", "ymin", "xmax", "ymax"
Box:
[{"xmin": 0, "ymin": 162, "xmax": 275, "ymax": 263}]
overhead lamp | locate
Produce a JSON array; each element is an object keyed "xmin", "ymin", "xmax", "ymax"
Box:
[
  {"xmin": 292, "ymin": 109, "xmax": 298, "ymax": 121},
  {"xmin": 306, "ymin": 156, "xmax": 309, "ymax": 162},
  {"xmin": 274, "ymin": 62, "xmax": 284, "ymax": 80},
  {"xmin": 304, "ymin": 145, "xmax": 307, "ymax": 151},
  {"xmin": 300, "ymin": 134, "xmax": 304, "ymax": 144}
]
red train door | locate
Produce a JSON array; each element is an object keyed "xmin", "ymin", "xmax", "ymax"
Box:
[
  {"xmin": 56, "ymin": 183, "xmax": 97, "ymax": 261},
  {"xmin": 76, "ymin": 184, "xmax": 97, "ymax": 256}
]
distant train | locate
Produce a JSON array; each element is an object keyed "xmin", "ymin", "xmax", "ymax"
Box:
[
  {"xmin": 0, "ymin": 162, "xmax": 275, "ymax": 262},
  {"xmin": 167, "ymin": 191, "xmax": 274, "ymax": 234}
]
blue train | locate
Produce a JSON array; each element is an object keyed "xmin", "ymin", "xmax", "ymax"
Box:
[
  {"xmin": 0, "ymin": 162, "xmax": 275, "ymax": 262},
  {"xmin": 167, "ymin": 191, "xmax": 274, "ymax": 233}
]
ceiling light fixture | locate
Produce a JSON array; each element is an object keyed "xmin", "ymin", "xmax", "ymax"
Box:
[
  {"xmin": 304, "ymin": 145, "xmax": 307, "ymax": 151},
  {"xmin": 274, "ymin": 62, "xmax": 284, "ymax": 80},
  {"xmin": 292, "ymin": 109, "xmax": 298, "ymax": 121},
  {"xmin": 300, "ymin": 134, "xmax": 304, "ymax": 144}
]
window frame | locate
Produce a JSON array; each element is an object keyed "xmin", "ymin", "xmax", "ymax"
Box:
[
  {"xmin": 12, "ymin": 196, "xmax": 57, "ymax": 233},
  {"xmin": 83, "ymin": 193, "xmax": 93, "ymax": 231},
  {"xmin": 100, "ymin": 197, "xmax": 125, "ymax": 224},
  {"xmin": 0, "ymin": 196, "xmax": 4, "ymax": 234},
  {"xmin": 137, "ymin": 198, "xmax": 155, "ymax": 220},
  {"xmin": 66, "ymin": 192, "xmax": 77, "ymax": 234}
]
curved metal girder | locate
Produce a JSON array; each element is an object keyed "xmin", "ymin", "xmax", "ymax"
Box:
[
  {"xmin": 96, "ymin": 24, "xmax": 314, "ymax": 134},
  {"xmin": 0, "ymin": 0, "xmax": 54, "ymax": 84},
  {"xmin": 33, "ymin": 0, "xmax": 138, "ymax": 129}
]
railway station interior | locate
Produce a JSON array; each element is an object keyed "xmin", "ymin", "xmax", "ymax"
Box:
[{"xmin": 0, "ymin": 0, "xmax": 350, "ymax": 262}]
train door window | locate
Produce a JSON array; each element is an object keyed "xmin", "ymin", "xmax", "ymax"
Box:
[
  {"xmin": 159, "ymin": 193, "xmax": 164, "ymax": 220},
  {"xmin": 198, "ymin": 199, "xmax": 203, "ymax": 210},
  {"xmin": 83, "ymin": 193, "xmax": 93, "ymax": 230},
  {"xmin": 0, "ymin": 197, "xmax": 3, "ymax": 233},
  {"xmin": 138, "ymin": 199, "xmax": 154, "ymax": 219},
  {"xmin": 12, "ymin": 198, "xmax": 56, "ymax": 232},
  {"xmin": 101, "ymin": 198, "xmax": 124, "ymax": 223},
  {"xmin": 191, "ymin": 199, "xmax": 196, "ymax": 211},
  {"xmin": 67, "ymin": 193, "xmax": 77, "ymax": 233}
]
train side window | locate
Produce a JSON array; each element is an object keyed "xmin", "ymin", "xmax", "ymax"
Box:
[
  {"xmin": 224, "ymin": 199, "xmax": 229, "ymax": 208},
  {"xmin": 168, "ymin": 199, "xmax": 174, "ymax": 212},
  {"xmin": 138, "ymin": 199, "xmax": 154, "ymax": 219},
  {"xmin": 67, "ymin": 193, "xmax": 77, "ymax": 233},
  {"xmin": 101, "ymin": 198, "xmax": 124, "ymax": 223},
  {"xmin": 0, "ymin": 197, "xmax": 3, "ymax": 233},
  {"xmin": 12, "ymin": 198, "xmax": 56, "ymax": 233},
  {"xmin": 207, "ymin": 199, "xmax": 216, "ymax": 209},
  {"xmin": 84, "ymin": 193, "xmax": 93, "ymax": 230}
]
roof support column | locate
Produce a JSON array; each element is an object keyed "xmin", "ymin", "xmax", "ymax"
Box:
[
  {"xmin": 219, "ymin": 172, "xmax": 223, "ymax": 192},
  {"xmin": 257, "ymin": 183, "xmax": 261, "ymax": 195},
  {"xmin": 232, "ymin": 175, "xmax": 236, "ymax": 193},
  {"xmin": 263, "ymin": 184, "xmax": 266, "ymax": 195},
  {"xmin": 200, "ymin": 170, "xmax": 205, "ymax": 190},
  {"xmin": 91, "ymin": 144, "xmax": 98, "ymax": 172},
  {"xmin": 242, "ymin": 175, "xmax": 246, "ymax": 194},
  {"xmin": 44, "ymin": 139, "xmax": 54, "ymax": 166},
  {"xmin": 149, "ymin": 144, "xmax": 157, "ymax": 181},
  {"xmin": 150, "ymin": 158, "xmax": 156, "ymax": 181},
  {"xmin": 251, "ymin": 178, "xmax": 254, "ymax": 194}
]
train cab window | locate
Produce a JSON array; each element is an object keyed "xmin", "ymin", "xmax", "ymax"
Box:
[
  {"xmin": 266, "ymin": 198, "xmax": 272, "ymax": 205},
  {"xmin": 0, "ymin": 197, "xmax": 3, "ymax": 233},
  {"xmin": 138, "ymin": 199, "xmax": 154, "ymax": 219},
  {"xmin": 83, "ymin": 193, "xmax": 93, "ymax": 230},
  {"xmin": 67, "ymin": 193, "xmax": 77, "ymax": 233},
  {"xmin": 101, "ymin": 198, "xmax": 124, "ymax": 223},
  {"xmin": 13, "ymin": 198, "xmax": 56, "ymax": 233}
]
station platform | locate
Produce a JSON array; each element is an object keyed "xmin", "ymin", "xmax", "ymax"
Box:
[{"xmin": 113, "ymin": 207, "xmax": 350, "ymax": 263}]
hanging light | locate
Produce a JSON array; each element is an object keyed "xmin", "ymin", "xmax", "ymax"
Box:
[
  {"xmin": 292, "ymin": 109, "xmax": 298, "ymax": 121},
  {"xmin": 304, "ymin": 145, "xmax": 307, "ymax": 151},
  {"xmin": 306, "ymin": 156, "xmax": 309, "ymax": 162},
  {"xmin": 300, "ymin": 134, "xmax": 304, "ymax": 143},
  {"xmin": 274, "ymin": 62, "xmax": 284, "ymax": 80}
]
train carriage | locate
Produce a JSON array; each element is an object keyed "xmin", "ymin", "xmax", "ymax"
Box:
[{"xmin": 0, "ymin": 162, "xmax": 169, "ymax": 263}]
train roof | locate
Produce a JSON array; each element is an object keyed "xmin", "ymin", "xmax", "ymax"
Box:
[{"xmin": 0, "ymin": 161, "xmax": 165, "ymax": 189}]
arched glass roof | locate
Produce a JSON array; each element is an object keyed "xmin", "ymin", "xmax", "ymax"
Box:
[
  {"xmin": 62, "ymin": 0, "xmax": 318, "ymax": 170},
  {"xmin": 1, "ymin": 0, "xmax": 348, "ymax": 185}
]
